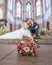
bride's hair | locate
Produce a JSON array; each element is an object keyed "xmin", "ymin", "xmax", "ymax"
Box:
[{"xmin": 21, "ymin": 22, "xmax": 28, "ymax": 29}]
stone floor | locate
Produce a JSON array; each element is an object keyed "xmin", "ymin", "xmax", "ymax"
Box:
[{"xmin": 0, "ymin": 44, "xmax": 52, "ymax": 65}]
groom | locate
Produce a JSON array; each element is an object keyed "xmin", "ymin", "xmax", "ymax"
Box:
[{"xmin": 26, "ymin": 18, "xmax": 40, "ymax": 38}]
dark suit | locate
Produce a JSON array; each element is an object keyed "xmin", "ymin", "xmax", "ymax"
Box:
[{"xmin": 28, "ymin": 22, "xmax": 39, "ymax": 35}]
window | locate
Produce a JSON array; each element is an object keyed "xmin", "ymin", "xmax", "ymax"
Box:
[
  {"xmin": 36, "ymin": 0, "xmax": 41, "ymax": 16},
  {"xmin": 0, "ymin": 0, "xmax": 4, "ymax": 19},
  {"xmin": 45, "ymin": 0, "xmax": 50, "ymax": 9},
  {"xmin": 8, "ymin": 0, "xmax": 13, "ymax": 12},
  {"xmin": 26, "ymin": 2, "xmax": 31, "ymax": 18},
  {"xmin": 16, "ymin": 1, "xmax": 22, "ymax": 18},
  {"xmin": 0, "ymin": 8, "xmax": 3, "ymax": 19},
  {"xmin": 0, "ymin": 0, "xmax": 4, "ymax": 3}
]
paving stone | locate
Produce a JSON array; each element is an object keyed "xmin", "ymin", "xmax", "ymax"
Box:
[
  {"xmin": 0, "ymin": 44, "xmax": 16, "ymax": 61},
  {"xmin": 0, "ymin": 44, "xmax": 52, "ymax": 65}
]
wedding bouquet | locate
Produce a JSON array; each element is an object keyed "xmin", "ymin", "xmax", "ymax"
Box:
[{"xmin": 17, "ymin": 35, "xmax": 38, "ymax": 56}]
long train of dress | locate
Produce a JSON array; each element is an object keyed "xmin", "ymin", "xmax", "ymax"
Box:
[{"xmin": 0, "ymin": 29, "xmax": 32, "ymax": 43}]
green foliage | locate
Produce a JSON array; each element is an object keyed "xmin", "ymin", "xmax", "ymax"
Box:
[
  {"xmin": 37, "ymin": 45, "xmax": 40, "ymax": 48},
  {"xmin": 40, "ymin": 28, "xmax": 50, "ymax": 35},
  {"xmin": 22, "ymin": 34, "xmax": 29, "ymax": 38},
  {"xmin": 0, "ymin": 26, "xmax": 10, "ymax": 36}
]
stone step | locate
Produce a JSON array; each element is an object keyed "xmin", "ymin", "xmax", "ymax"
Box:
[
  {"xmin": 0, "ymin": 35, "xmax": 52, "ymax": 45},
  {"xmin": 0, "ymin": 39, "xmax": 17, "ymax": 44},
  {"xmin": 38, "ymin": 39, "xmax": 52, "ymax": 45},
  {"xmin": 37, "ymin": 35, "xmax": 52, "ymax": 45}
]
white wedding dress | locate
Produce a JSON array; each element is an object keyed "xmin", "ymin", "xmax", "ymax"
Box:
[{"xmin": 0, "ymin": 29, "xmax": 32, "ymax": 39}]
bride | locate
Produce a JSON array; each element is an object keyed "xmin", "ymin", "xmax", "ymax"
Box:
[{"xmin": 0, "ymin": 22, "xmax": 32, "ymax": 39}]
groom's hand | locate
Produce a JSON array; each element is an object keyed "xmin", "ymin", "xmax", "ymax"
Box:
[{"xmin": 34, "ymin": 26, "xmax": 38, "ymax": 29}]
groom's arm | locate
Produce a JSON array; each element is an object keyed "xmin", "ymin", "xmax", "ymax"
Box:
[{"xmin": 33, "ymin": 22, "xmax": 38, "ymax": 29}]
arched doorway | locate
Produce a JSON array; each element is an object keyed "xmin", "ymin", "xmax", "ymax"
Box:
[{"xmin": 10, "ymin": 23, "xmax": 12, "ymax": 32}]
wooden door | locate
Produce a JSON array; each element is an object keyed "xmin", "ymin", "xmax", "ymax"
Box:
[{"xmin": 10, "ymin": 23, "xmax": 12, "ymax": 32}]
